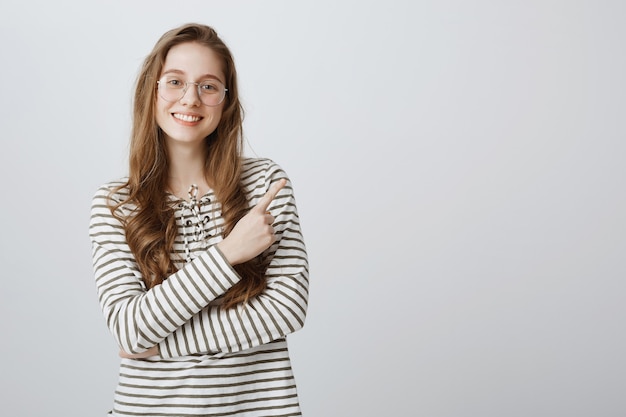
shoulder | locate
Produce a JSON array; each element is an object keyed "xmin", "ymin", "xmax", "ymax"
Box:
[
  {"xmin": 241, "ymin": 157, "xmax": 289, "ymax": 184},
  {"xmin": 240, "ymin": 157, "xmax": 296, "ymax": 206},
  {"xmin": 91, "ymin": 177, "xmax": 130, "ymax": 212}
]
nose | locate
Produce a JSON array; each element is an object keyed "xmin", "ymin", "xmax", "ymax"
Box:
[{"xmin": 179, "ymin": 82, "xmax": 202, "ymax": 106}]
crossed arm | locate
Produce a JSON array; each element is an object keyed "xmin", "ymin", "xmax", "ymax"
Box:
[{"xmin": 90, "ymin": 167, "xmax": 308, "ymax": 360}]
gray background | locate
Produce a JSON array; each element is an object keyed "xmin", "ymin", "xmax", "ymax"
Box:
[{"xmin": 1, "ymin": 1, "xmax": 624, "ymax": 416}]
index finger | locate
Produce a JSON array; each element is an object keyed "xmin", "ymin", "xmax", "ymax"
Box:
[{"xmin": 254, "ymin": 178, "xmax": 287, "ymax": 213}]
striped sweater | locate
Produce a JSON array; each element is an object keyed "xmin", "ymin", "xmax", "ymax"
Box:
[{"xmin": 89, "ymin": 158, "xmax": 309, "ymax": 416}]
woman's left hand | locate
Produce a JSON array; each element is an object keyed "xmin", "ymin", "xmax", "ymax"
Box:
[{"xmin": 119, "ymin": 345, "xmax": 159, "ymax": 358}]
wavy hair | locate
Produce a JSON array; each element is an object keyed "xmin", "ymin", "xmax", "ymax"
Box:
[{"xmin": 110, "ymin": 23, "xmax": 265, "ymax": 309}]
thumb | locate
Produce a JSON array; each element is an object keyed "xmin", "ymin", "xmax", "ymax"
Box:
[{"xmin": 254, "ymin": 178, "xmax": 287, "ymax": 213}]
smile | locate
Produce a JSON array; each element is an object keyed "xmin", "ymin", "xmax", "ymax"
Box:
[{"xmin": 173, "ymin": 113, "xmax": 202, "ymax": 123}]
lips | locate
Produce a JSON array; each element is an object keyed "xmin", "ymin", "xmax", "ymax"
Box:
[{"xmin": 173, "ymin": 113, "xmax": 202, "ymax": 123}]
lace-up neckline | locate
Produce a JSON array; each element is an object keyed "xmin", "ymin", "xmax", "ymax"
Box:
[{"xmin": 177, "ymin": 184, "xmax": 213, "ymax": 263}]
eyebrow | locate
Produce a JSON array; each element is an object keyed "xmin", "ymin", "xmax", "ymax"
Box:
[{"xmin": 161, "ymin": 69, "xmax": 225, "ymax": 84}]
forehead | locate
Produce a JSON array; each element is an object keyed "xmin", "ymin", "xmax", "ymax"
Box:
[{"xmin": 162, "ymin": 42, "xmax": 225, "ymax": 81}]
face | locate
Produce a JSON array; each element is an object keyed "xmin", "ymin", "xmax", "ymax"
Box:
[{"xmin": 155, "ymin": 42, "xmax": 226, "ymax": 148}]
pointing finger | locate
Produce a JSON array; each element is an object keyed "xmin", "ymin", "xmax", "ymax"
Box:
[{"xmin": 255, "ymin": 178, "xmax": 287, "ymax": 213}]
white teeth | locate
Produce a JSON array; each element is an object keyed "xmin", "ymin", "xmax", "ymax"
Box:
[{"xmin": 173, "ymin": 113, "xmax": 201, "ymax": 122}]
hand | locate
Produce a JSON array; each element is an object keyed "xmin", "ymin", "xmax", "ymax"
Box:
[
  {"xmin": 119, "ymin": 345, "xmax": 159, "ymax": 359},
  {"xmin": 218, "ymin": 179, "xmax": 287, "ymax": 265}
]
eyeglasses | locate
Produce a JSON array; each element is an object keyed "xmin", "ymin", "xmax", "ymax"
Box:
[{"xmin": 157, "ymin": 75, "xmax": 228, "ymax": 107}]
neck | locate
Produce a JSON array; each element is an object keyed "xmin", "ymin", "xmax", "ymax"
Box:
[{"xmin": 166, "ymin": 140, "xmax": 210, "ymax": 198}]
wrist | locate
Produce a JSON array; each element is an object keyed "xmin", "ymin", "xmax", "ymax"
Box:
[{"xmin": 217, "ymin": 239, "xmax": 241, "ymax": 266}]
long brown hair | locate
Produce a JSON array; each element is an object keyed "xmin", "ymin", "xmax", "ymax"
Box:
[{"xmin": 110, "ymin": 23, "xmax": 265, "ymax": 309}]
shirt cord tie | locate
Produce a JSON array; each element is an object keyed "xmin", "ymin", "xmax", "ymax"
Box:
[{"xmin": 180, "ymin": 184, "xmax": 207, "ymax": 263}]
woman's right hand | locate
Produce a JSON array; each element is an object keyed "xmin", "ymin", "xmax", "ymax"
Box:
[{"xmin": 217, "ymin": 179, "xmax": 286, "ymax": 265}]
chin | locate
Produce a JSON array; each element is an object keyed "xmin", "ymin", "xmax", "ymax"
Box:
[
  {"xmin": 169, "ymin": 135, "xmax": 209, "ymax": 145},
  {"xmin": 163, "ymin": 127, "xmax": 215, "ymax": 144}
]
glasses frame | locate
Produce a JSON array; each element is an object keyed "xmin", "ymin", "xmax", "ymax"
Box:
[{"xmin": 157, "ymin": 77, "xmax": 229, "ymax": 107}]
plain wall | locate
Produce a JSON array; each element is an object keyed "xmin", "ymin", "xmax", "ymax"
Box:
[{"xmin": 0, "ymin": 1, "xmax": 624, "ymax": 416}]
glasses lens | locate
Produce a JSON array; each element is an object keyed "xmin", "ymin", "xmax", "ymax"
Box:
[
  {"xmin": 198, "ymin": 80, "xmax": 226, "ymax": 106},
  {"xmin": 158, "ymin": 76, "xmax": 226, "ymax": 107},
  {"xmin": 158, "ymin": 76, "xmax": 185, "ymax": 102}
]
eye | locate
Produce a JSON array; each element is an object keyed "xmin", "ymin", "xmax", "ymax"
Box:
[
  {"xmin": 164, "ymin": 77, "xmax": 184, "ymax": 88},
  {"xmin": 199, "ymin": 81, "xmax": 220, "ymax": 93}
]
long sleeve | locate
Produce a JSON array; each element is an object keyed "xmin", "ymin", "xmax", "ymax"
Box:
[
  {"xmin": 158, "ymin": 161, "xmax": 309, "ymax": 358},
  {"xmin": 89, "ymin": 183, "xmax": 242, "ymax": 354}
]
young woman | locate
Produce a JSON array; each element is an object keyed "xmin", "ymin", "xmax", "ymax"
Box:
[{"xmin": 89, "ymin": 23, "xmax": 309, "ymax": 416}]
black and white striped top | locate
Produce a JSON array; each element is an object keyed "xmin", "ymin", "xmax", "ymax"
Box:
[{"xmin": 89, "ymin": 158, "xmax": 309, "ymax": 416}]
